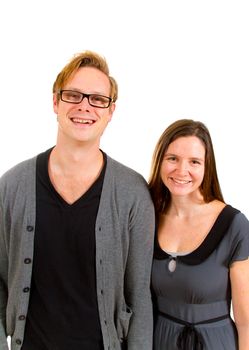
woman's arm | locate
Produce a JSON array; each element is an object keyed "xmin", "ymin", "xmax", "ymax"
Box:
[{"xmin": 230, "ymin": 258, "xmax": 249, "ymax": 350}]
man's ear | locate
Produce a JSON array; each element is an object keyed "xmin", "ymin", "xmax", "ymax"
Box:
[
  {"xmin": 53, "ymin": 93, "xmax": 58, "ymax": 114},
  {"xmin": 108, "ymin": 102, "xmax": 116, "ymax": 122}
]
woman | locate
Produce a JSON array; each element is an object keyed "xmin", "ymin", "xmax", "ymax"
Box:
[{"xmin": 149, "ymin": 119, "xmax": 249, "ymax": 349}]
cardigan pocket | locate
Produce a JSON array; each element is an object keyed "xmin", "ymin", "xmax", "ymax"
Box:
[{"xmin": 116, "ymin": 305, "xmax": 133, "ymax": 343}]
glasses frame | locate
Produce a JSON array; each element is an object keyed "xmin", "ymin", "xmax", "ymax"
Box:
[{"xmin": 59, "ymin": 90, "xmax": 113, "ymax": 108}]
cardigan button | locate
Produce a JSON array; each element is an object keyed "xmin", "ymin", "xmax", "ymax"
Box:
[
  {"xmin": 26, "ymin": 225, "xmax": 34, "ymax": 232},
  {"xmin": 15, "ymin": 338, "xmax": 22, "ymax": 345},
  {"xmin": 24, "ymin": 258, "xmax": 32, "ymax": 264},
  {"xmin": 18, "ymin": 315, "xmax": 26, "ymax": 321},
  {"xmin": 23, "ymin": 287, "xmax": 30, "ymax": 293}
]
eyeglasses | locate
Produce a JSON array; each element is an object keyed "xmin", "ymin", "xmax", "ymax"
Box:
[{"xmin": 59, "ymin": 90, "xmax": 112, "ymax": 108}]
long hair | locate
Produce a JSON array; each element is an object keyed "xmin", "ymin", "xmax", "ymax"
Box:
[{"xmin": 148, "ymin": 119, "xmax": 224, "ymax": 216}]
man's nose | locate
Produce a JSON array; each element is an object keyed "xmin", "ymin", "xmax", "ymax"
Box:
[{"xmin": 78, "ymin": 96, "xmax": 91, "ymax": 109}]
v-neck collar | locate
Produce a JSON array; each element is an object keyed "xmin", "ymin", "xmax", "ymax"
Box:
[{"xmin": 37, "ymin": 147, "xmax": 107, "ymax": 208}]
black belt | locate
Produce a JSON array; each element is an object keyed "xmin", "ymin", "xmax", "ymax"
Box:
[{"xmin": 158, "ymin": 311, "xmax": 230, "ymax": 350}]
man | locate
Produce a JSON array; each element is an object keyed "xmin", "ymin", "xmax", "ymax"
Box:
[{"xmin": 0, "ymin": 51, "xmax": 155, "ymax": 350}]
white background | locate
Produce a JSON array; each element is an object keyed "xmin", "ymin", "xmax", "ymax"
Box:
[
  {"xmin": 1, "ymin": 1, "xmax": 248, "ymax": 346},
  {"xmin": 1, "ymin": 0, "xmax": 248, "ymax": 222}
]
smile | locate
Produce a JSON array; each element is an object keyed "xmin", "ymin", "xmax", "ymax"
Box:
[
  {"xmin": 71, "ymin": 117, "xmax": 95, "ymax": 125},
  {"xmin": 170, "ymin": 178, "xmax": 191, "ymax": 184}
]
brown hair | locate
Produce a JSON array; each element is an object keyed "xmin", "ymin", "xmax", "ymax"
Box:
[
  {"xmin": 148, "ymin": 119, "xmax": 224, "ymax": 216},
  {"xmin": 52, "ymin": 50, "xmax": 118, "ymax": 103}
]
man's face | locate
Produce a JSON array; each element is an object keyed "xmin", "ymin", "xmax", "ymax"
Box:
[{"xmin": 53, "ymin": 66, "xmax": 115, "ymax": 146}]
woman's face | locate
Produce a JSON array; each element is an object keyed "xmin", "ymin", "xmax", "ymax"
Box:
[{"xmin": 160, "ymin": 136, "xmax": 206, "ymax": 198}]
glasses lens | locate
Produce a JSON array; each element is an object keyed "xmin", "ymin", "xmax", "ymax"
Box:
[
  {"xmin": 61, "ymin": 90, "xmax": 82, "ymax": 103},
  {"xmin": 89, "ymin": 94, "xmax": 111, "ymax": 108}
]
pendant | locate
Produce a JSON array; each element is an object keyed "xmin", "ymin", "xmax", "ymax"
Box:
[{"xmin": 168, "ymin": 257, "xmax": 176, "ymax": 272}]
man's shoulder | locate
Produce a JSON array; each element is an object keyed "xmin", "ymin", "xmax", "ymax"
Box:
[
  {"xmin": 104, "ymin": 155, "xmax": 154, "ymax": 214},
  {"xmin": 105, "ymin": 155, "xmax": 151, "ymax": 197},
  {"xmin": 106, "ymin": 155, "xmax": 146, "ymax": 183},
  {"xmin": 0, "ymin": 155, "xmax": 37, "ymax": 190}
]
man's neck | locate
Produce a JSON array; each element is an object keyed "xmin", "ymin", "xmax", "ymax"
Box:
[
  {"xmin": 47, "ymin": 142, "xmax": 104, "ymax": 204},
  {"xmin": 50, "ymin": 135, "xmax": 103, "ymax": 173},
  {"xmin": 50, "ymin": 145, "xmax": 103, "ymax": 173}
]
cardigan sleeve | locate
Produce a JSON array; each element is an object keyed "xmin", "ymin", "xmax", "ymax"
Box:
[
  {"xmin": 124, "ymin": 181, "xmax": 155, "ymax": 350},
  {"xmin": 0, "ymin": 177, "xmax": 11, "ymax": 350}
]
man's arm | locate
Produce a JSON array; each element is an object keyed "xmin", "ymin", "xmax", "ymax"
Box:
[
  {"xmin": 0, "ymin": 186, "xmax": 10, "ymax": 350},
  {"xmin": 125, "ymin": 187, "xmax": 155, "ymax": 350}
]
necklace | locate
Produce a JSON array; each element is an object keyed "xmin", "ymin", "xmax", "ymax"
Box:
[{"xmin": 168, "ymin": 257, "xmax": 177, "ymax": 272}]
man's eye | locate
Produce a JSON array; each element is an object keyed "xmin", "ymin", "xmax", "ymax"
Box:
[
  {"xmin": 63, "ymin": 91, "xmax": 81, "ymax": 100},
  {"xmin": 69, "ymin": 92, "xmax": 80, "ymax": 99},
  {"xmin": 92, "ymin": 95, "xmax": 105, "ymax": 103}
]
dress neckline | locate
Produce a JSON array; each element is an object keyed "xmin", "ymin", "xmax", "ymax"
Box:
[{"xmin": 154, "ymin": 204, "xmax": 240, "ymax": 265}]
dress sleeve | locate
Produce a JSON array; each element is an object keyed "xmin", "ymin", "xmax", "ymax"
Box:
[{"xmin": 229, "ymin": 212, "xmax": 249, "ymax": 264}]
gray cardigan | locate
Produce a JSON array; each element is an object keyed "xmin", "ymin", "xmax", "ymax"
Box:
[{"xmin": 0, "ymin": 154, "xmax": 155, "ymax": 350}]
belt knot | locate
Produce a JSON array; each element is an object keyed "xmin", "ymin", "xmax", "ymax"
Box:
[{"xmin": 177, "ymin": 324, "xmax": 203, "ymax": 350}]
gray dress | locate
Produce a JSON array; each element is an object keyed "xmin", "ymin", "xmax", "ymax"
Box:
[{"xmin": 152, "ymin": 205, "xmax": 249, "ymax": 350}]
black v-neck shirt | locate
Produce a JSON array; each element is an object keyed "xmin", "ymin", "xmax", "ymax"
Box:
[{"xmin": 22, "ymin": 148, "xmax": 106, "ymax": 350}]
